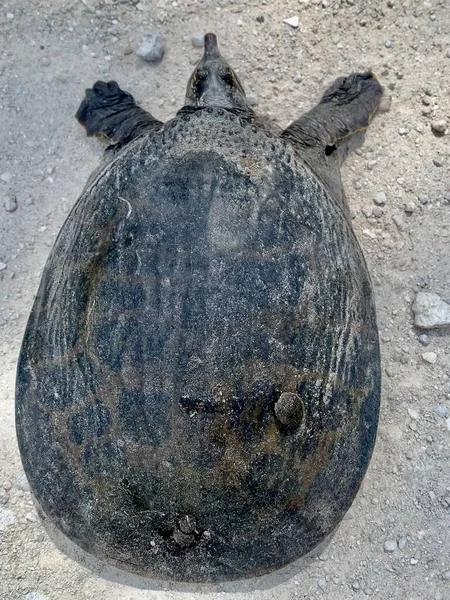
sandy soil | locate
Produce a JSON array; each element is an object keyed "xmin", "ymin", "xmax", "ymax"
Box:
[{"xmin": 1, "ymin": 1, "xmax": 449, "ymax": 599}]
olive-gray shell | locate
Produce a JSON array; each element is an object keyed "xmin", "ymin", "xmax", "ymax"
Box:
[{"xmin": 16, "ymin": 107, "xmax": 380, "ymax": 582}]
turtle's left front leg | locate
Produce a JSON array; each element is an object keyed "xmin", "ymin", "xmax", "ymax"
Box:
[{"xmin": 76, "ymin": 80, "xmax": 163, "ymax": 145}]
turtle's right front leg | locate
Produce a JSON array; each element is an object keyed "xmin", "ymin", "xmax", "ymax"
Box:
[{"xmin": 76, "ymin": 80, "xmax": 163, "ymax": 145}]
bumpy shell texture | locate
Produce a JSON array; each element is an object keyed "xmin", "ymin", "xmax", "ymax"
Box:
[{"xmin": 16, "ymin": 107, "xmax": 380, "ymax": 582}]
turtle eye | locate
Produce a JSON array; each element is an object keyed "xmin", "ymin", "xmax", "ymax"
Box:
[
  {"xmin": 222, "ymin": 71, "xmax": 234, "ymax": 86},
  {"xmin": 196, "ymin": 68, "xmax": 208, "ymax": 81}
]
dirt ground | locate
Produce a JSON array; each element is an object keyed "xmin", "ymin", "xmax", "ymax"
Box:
[{"xmin": 1, "ymin": 0, "xmax": 449, "ymax": 599}]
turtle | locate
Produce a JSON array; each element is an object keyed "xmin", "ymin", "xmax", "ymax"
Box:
[{"xmin": 16, "ymin": 33, "xmax": 382, "ymax": 582}]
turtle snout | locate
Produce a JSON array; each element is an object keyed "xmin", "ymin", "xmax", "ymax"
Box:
[{"xmin": 203, "ymin": 33, "xmax": 220, "ymax": 60}]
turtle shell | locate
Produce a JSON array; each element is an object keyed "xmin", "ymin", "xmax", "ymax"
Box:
[{"xmin": 15, "ymin": 107, "xmax": 380, "ymax": 582}]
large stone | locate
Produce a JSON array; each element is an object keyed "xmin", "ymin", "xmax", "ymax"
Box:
[{"xmin": 412, "ymin": 292, "xmax": 450, "ymax": 329}]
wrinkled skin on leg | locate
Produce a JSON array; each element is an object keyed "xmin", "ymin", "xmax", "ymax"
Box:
[{"xmin": 283, "ymin": 72, "xmax": 384, "ymax": 211}]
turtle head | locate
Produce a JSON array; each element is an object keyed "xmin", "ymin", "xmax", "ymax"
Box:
[{"xmin": 185, "ymin": 33, "xmax": 248, "ymax": 110}]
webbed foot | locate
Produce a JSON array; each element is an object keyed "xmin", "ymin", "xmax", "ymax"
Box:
[{"xmin": 76, "ymin": 80, "xmax": 163, "ymax": 144}]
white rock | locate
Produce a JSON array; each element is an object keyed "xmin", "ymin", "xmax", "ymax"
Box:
[
  {"xmin": 283, "ymin": 16, "xmax": 299, "ymax": 28},
  {"xmin": 136, "ymin": 32, "xmax": 164, "ymax": 62},
  {"xmin": 384, "ymin": 538, "xmax": 397, "ymax": 552},
  {"xmin": 0, "ymin": 507, "xmax": 15, "ymax": 530},
  {"xmin": 16, "ymin": 473, "xmax": 31, "ymax": 492},
  {"xmin": 412, "ymin": 292, "xmax": 450, "ymax": 329},
  {"xmin": 422, "ymin": 352, "xmax": 437, "ymax": 364}
]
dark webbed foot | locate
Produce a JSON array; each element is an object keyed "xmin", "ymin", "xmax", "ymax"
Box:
[
  {"xmin": 76, "ymin": 80, "xmax": 163, "ymax": 144},
  {"xmin": 283, "ymin": 72, "xmax": 383, "ymax": 153}
]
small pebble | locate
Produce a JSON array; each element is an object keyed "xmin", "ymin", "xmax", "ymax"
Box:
[
  {"xmin": 398, "ymin": 127, "xmax": 408, "ymax": 136},
  {"xmin": 398, "ymin": 536, "xmax": 407, "ymax": 550},
  {"xmin": 433, "ymin": 158, "xmax": 443, "ymax": 167},
  {"xmin": 422, "ymin": 352, "xmax": 437, "ymax": 364},
  {"xmin": 413, "ymin": 292, "xmax": 450, "ymax": 329},
  {"xmin": 431, "ymin": 120, "xmax": 447, "ymax": 134},
  {"xmin": 385, "ymin": 40, "xmax": 393, "ymax": 48},
  {"xmin": 191, "ymin": 34, "xmax": 204, "ymax": 48},
  {"xmin": 16, "ymin": 473, "xmax": 31, "ymax": 492},
  {"xmin": 0, "ymin": 507, "xmax": 15, "ymax": 530},
  {"xmin": 433, "ymin": 405, "xmax": 448, "ymax": 418},
  {"xmin": 404, "ymin": 201, "xmax": 415, "ymax": 214},
  {"xmin": 2, "ymin": 481, "xmax": 12, "ymax": 491},
  {"xmin": 293, "ymin": 71, "xmax": 302, "ymax": 83},
  {"xmin": 374, "ymin": 192, "xmax": 386, "ymax": 206},
  {"xmin": 392, "ymin": 213, "xmax": 407, "ymax": 231},
  {"xmin": 362, "ymin": 206, "xmax": 373, "ymax": 218},
  {"xmin": 283, "ymin": 16, "xmax": 299, "ymax": 28},
  {"xmin": 0, "ymin": 262, "xmax": 7, "ymax": 271},
  {"xmin": 372, "ymin": 206, "xmax": 383, "ymax": 218},
  {"xmin": 317, "ymin": 578, "xmax": 327, "ymax": 590},
  {"xmin": 6, "ymin": 12, "xmax": 14, "ymax": 19},
  {"xmin": 442, "ymin": 571, "xmax": 450, "ymax": 581},
  {"xmin": 136, "ymin": 32, "xmax": 164, "ymax": 62},
  {"xmin": 384, "ymin": 538, "xmax": 397, "ymax": 552},
  {"xmin": 0, "ymin": 172, "xmax": 11, "ymax": 183},
  {"xmin": 3, "ymin": 196, "xmax": 17, "ymax": 212},
  {"xmin": 418, "ymin": 194, "xmax": 429, "ymax": 205},
  {"xmin": 246, "ymin": 93, "xmax": 259, "ymax": 106},
  {"xmin": 418, "ymin": 334, "xmax": 429, "ymax": 346},
  {"xmin": 351, "ymin": 581, "xmax": 360, "ymax": 590}
]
